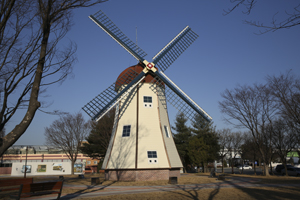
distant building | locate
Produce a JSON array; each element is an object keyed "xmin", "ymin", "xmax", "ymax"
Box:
[{"xmin": 0, "ymin": 145, "xmax": 101, "ymax": 176}]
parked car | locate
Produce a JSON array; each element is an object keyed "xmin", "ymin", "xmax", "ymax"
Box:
[
  {"xmin": 294, "ymin": 164, "xmax": 300, "ymax": 168},
  {"xmin": 235, "ymin": 164, "xmax": 242, "ymax": 169},
  {"xmin": 274, "ymin": 164, "xmax": 292, "ymax": 173},
  {"xmin": 281, "ymin": 167, "xmax": 300, "ymax": 176},
  {"xmin": 239, "ymin": 165, "xmax": 252, "ymax": 170}
]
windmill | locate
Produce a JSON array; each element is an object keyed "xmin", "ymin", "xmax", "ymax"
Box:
[{"xmin": 82, "ymin": 10, "xmax": 212, "ymax": 181}]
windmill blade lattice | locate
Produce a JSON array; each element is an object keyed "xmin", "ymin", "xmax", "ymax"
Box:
[
  {"xmin": 89, "ymin": 10, "xmax": 147, "ymax": 62},
  {"xmin": 152, "ymin": 26, "xmax": 199, "ymax": 72},
  {"xmin": 82, "ymin": 69, "xmax": 140, "ymax": 120},
  {"xmin": 149, "ymin": 72, "xmax": 212, "ymax": 122}
]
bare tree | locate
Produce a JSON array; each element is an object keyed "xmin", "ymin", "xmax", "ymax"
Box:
[
  {"xmin": 45, "ymin": 113, "xmax": 90, "ymax": 174},
  {"xmin": 217, "ymin": 128, "xmax": 231, "ymax": 173},
  {"xmin": 230, "ymin": 131, "xmax": 243, "ymax": 174},
  {"xmin": 267, "ymin": 72, "xmax": 300, "ymax": 135},
  {"xmin": 268, "ymin": 118, "xmax": 297, "ymax": 176},
  {"xmin": 224, "ymin": 0, "xmax": 300, "ymax": 33},
  {"xmin": 219, "ymin": 84, "xmax": 278, "ymax": 176},
  {"xmin": 267, "ymin": 72, "xmax": 300, "ymax": 163},
  {"xmin": 0, "ymin": 0, "xmax": 108, "ymax": 156},
  {"xmin": 241, "ymin": 133, "xmax": 261, "ymax": 175}
]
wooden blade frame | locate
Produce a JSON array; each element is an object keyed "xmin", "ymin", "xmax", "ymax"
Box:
[
  {"xmin": 150, "ymin": 71, "xmax": 212, "ymax": 122},
  {"xmin": 82, "ymin": 69, "xmax": 145, "ymax": 121},
  {"xmin": 89, "ymin": 10, "xmax": 147, "ymax": 62},
  {"xmin": 152, "ymin": 26, "xmax": 199, "ymax": 72}
]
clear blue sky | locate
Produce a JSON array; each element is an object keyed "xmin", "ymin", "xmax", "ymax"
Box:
[{"xmin": 8, "ymin": 0, "xmax": 300, "ymax": 145}]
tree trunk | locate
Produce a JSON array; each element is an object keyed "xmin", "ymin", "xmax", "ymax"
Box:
[
  {"xmin": 241, "ymin": 159, "xmax": 244, "ymax": 174},
  {"xmin": 254, "ymin": 154, "xmax": 256, "ymax": 175},
  {"xmin": 283, "ymin": 158, "xmax": 289, "ymax": 176},
  {"xmin": 264, "ymin": 164, "xmax": 270, "ymax": 176},
  {"xmin": 261, "ymin": 154, "xmax": 271, "ymax": 176},
  {"xmin": 221, "ymin": 157, "xmax": 224, "ymax": 173},
  {"xmin": 71, "ymin": 160, "xmax": 75, "ymax": 175},
  {"xmin": 0, "ymin": 4, "xmax": 52, "ymax": 156},
  {"xmin": 231, "ymin": 158, "xmax": 234, "ymax": 174},
  {"xmin": 204, "ymin": 163, "xmax": 208, "ymax": 173}
]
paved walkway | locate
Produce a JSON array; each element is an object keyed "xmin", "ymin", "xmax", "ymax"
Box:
[{"xmin": 26, "ymin": 176, "xmax": 300, "ymax": 200}]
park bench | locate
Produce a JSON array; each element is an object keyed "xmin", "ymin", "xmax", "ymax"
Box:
[
  {"xmin": 0, "ymin": 178, "xmax": 33, "ymax": 192},
  {"xmin": 84, "ymin": 169, "xmax": 93, "ymax": 174},
  {"xmin": 11, "ymin": 181, "xmax": 63, "ymax": 200}
]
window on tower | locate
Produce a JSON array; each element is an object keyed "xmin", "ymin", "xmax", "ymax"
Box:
[
  {"xmin": 122, "ymin": 125, "xmax": 131, "ymax": 137},
  {"xmin": 143, "ymin": 96, "xmax": 153, "ymax": 108},
  {"xmin": 147, "ymin": 151, "xmax": 157, "ymax": 158},
  {"xmin": 147, "ymin": 151, "xmax": 158, "ymax": 164},
  {"xmin": 164, "ymin": 125, "xmax": 170, "ymax": 138},
  {"xmin": 144, "ymin": 96, "xmax": 152, "ymax": 103}
]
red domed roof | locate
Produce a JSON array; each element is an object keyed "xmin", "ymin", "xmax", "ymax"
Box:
[{"xmin": 115, "ymin": 63, "xmax": 163, "ymax": 91}]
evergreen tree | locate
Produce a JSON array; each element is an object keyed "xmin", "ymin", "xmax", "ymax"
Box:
[
  {"xmin": 81, "ymin": 108, "xmax": 115, "ymax": 159},
  {"xmin": 172, "ymin": 112, "xmax": 191, "ymax": 172},
  {"xmin": 187, "ymin": 136, "xmax": 209, "ymax": 172},
  {"xmin": 191, "ymin": 114, "xmax": 219, "ymax": 171}
]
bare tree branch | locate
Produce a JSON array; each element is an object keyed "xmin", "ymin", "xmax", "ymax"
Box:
[
  {"xmin": 0, "ymin": 0, "xmax": 108, "ymax": 156},
  {"xmin": 224, "ymin": 1, "xmax": 300, "ymax": 34}
]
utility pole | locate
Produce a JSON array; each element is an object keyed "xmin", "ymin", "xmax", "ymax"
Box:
[{"xmin": 24, "ymin": 146, "xmax": 28, "ymax": 178}]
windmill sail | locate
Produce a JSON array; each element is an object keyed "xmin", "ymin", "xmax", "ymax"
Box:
[
  {"xmin": 150, "ymin": 71, "xmax": 212, "ymax": 122},
  {"xmin": 152, "ymin": 26, "xmax": 199, "ymax": 72},
  {"xmin": 89, "ymin": 10, "xmax": 147, "ymax": 62},
  {"xmin": 82, "ymin": 69, "xmax": 145, "ymax": 121}
]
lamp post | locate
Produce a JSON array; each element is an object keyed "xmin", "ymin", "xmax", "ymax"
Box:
[{"xmin": 24, "ymin": 146, "xmax": 28, "ymax": 178}]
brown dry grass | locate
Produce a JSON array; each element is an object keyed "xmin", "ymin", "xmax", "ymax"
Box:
[
  {"xmin": 78, "ymin": 186, "xmax": 300, "ymax": 200},
  {"xmin": 224, "ymin": 173, "xmax": 300, "ymax": 184},
  {"xmin": 1, "ymin": 173, "xmax": 300, "ymax": 200},
  {"xmin": 61, "ymin": 174, "xmax": 220, "ymax": 195}
]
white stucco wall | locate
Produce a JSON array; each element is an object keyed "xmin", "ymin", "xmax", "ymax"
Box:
[
  {"xmin": 106, "ymin": 85, "xmax": 138, "ymax": 169},
  {"xmin": 137, "ymin": 83, "xmax": 169, "ymax": 168},
  {"xmin": 156, "ymin": 86, "xmax": 183, "ymax": 168},
  {"xmin": 11, "ymin": 161, "xmax": 84, "ymax": 176},
  {"xmin": 104, "ymin": 82, "xmax": 182, "ymax": 170}
]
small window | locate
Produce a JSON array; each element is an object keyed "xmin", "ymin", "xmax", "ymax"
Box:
[
  {"xmin": 147, "ymin": 151, "xmax": 157, "ymax": 158},
  {"xmin": 144, "ymin": 96, "xmax": 153, "ymax": 108},
  {"xmin": 144, "ymin": 96, "xmax": 152, "ymax": 103},
  {"xmin": 93, "ymin": 161, "xmax": 97, "ymax": 164},
  {"xmin": 87, "ymin": 161, "xmax": 91, "ymax": 164},
  {"xmin": 164, "ymin": 125, "xmax": 170, "ymax": 138},
  {"xmin": 122, "ymin": 125, "xmax": 131, "ymax": 137}
]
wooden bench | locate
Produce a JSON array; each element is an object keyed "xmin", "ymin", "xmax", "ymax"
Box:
[
  {"xmin": 84, "ymin": 169, "xmax": 93, "ymax": 174},
  {"xmin": 0, "ymin": 178, "xmax": 33, "ymax": 192},
  {"xmin": 11, "ymin": 181, "xmax": 63, "ymax": 200}
]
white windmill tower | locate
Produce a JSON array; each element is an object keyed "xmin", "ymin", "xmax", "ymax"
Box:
[{"xmin": 83, "ymin": 10, "xmax": 212, "ymax": 181}]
